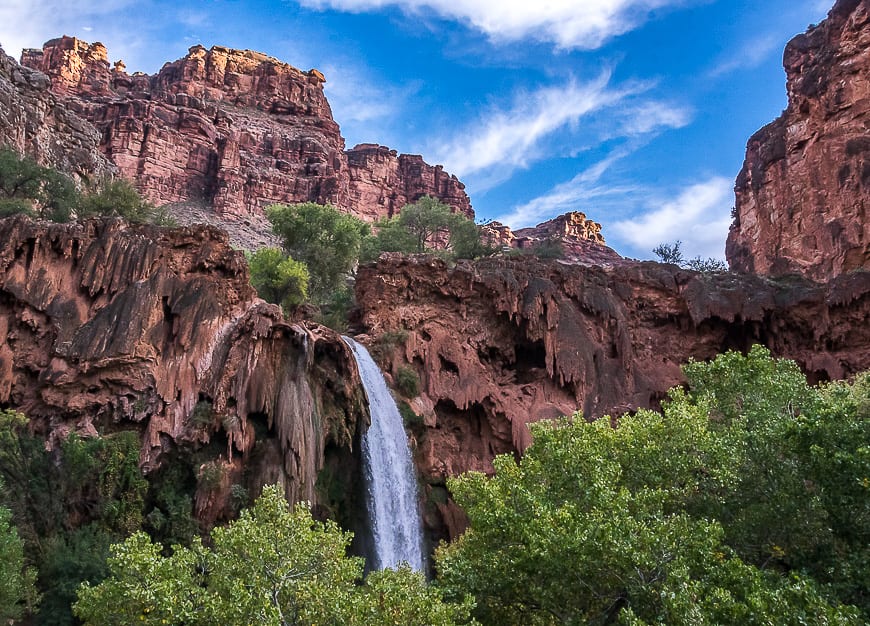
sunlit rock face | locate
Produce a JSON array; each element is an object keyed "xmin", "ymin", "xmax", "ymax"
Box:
[
  {"xmin": 480, "ymin": 211, "xmax": 621, "ymax": 263},
  {"xmin": 355, "ymin": 253, "xmax": 870, "ymax": 540},
  {"xmin": 727, "ymin": 0, "xmax": 870, "ymax": 280},
  {"xmin": 0, "ymin": 216, "xmax": 367, "ymax": 524},
  {"xmin": 19, "ymin": 38, "xmax": 472, "ymax": 241}
]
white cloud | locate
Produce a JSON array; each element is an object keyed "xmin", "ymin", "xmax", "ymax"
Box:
[
  {"xmin": 433, "ymin": 74, "xmax": 690, "ymax": 189},
  {"xmin": 500, "ymin": 150, "xmax": 732, "ymax": 260},
  {"xmin": 433, "ymin": 73, "xmax": 630, "ymax": 178},
  {"xmin": 297, "ymin": 0, "xmax": 689, "ymax": 49},
  {"xmin": 708, "ymin": 34, "xmax": 779, "ymax": 78},
  {"xmin": 496, "ymin": 149, "xmax": 641, "ymax": 227},
  {"xmin": 610, "ymin": 176, "xmax": 733, "ymax": 259}
]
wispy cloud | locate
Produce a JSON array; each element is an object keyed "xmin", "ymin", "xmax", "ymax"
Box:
[
  {"xmin": 433, "ymin": 74, "xmax": 690, "ymax": 188},
  {"xmin": 500, "ymin": 150, "xmax": 732, "ymax": 260},
  {"xmin": 707, "ymin": 34, "xmax": 779, "ymax": 78},
  {"xmin": 610, "ymin": 176, "xmax": 733, "ymax": 259},
  {"xmin": 320, "ymin": 62, "xmax": 425, "ymax": 150},
  {"xmin": 297, "ymin": 0, "xmax": 690, "ymax": 49},
  {"xmin": 433, "ymin": 73, "xmax": 627, "ymax": 178},
  {"xmin": 495, "ymin": 148, "xmax": 642, "ymax": 227}
]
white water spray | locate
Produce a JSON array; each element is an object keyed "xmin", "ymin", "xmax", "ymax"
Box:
[{"xmin": 343, "ymin": 336, "xmax": 425, "ymax": 571}]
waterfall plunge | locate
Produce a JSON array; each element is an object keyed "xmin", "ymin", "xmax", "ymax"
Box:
[{"xmin": 343, "ymin": 337, "xmax": 425, "ymax": 572}]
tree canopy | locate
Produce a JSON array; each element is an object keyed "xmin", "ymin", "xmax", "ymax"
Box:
[
  {"xmin": 266, "ymin": 202, "xmax": 369, "ymax": 305},
  {"xmin": 436, "ymin": 346, "xmax": 867, "ymax": 625},
  {"xmin": 247, "ymin": 247, "xmax": 309, "ymax": 313},
  {"xmin": 0, "ymin": 146, "xmax": 171, "ymax": 224},
  {"xmin": 74, "ymin": 485, "xmax": 476, "ymax": 626},
  {"xmin": 361, "ymin": 196, "xmax": 491, "ymax": 261}
]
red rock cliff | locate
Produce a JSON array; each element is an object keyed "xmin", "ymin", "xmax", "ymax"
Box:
[
  {"xmin": 0, "ymin": 216, "xmax": 367, "ymax": 521},
  {"xmin": 355, "ymin": 254, "xmax": 870, "ymax": 539},
  {"xmin": 19, "ymin": 38, "xmax": 472, "ymax": 235},
  {"xmin": 0, "ymin": 45, "xmax": 112, "ymax": 179},
  {"xmin": 727, "ymin": 0, "xmax": 870, "ymax": 279}
]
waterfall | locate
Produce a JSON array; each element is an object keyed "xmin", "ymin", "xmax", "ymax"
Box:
[{"xmin": 343, "ymin": 336, "xmax": 425, "ymax": 572}]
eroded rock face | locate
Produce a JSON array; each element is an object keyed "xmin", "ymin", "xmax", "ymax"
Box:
[
  {"xmin": 0, "ymin": 45, "xmax": 112, "ymax": 179},
  {"xmin": 19, "ymin": 38, "xmax": 472, "ymax": 239},
  {"xmin": 481, "ymin": 212, "xmax": 621, "ymax": 263},
  {"xmin": 727, "ymin": 0, "xmax": 870, "ymax": 280},
  {"xmin": 355, "ymin": 254, "xmax": 870, "ymax": 539},
  {"xmin": 0, "ymin": 216, "xmax": 367, "ymax": 522},
  {"xmin": 346, "ymin": 144, "xmax": 473, "ymax": 221}
]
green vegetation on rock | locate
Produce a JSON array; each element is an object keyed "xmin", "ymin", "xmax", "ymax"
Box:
[
  {"xmin": 0, "ymin": 146, "xmax": 173, "ymax": 225},
  {"xmin": 74, "ymin": 485, "xmax": 476, "ymax": 626},
  {"xmin": 436, "ymin": 346, "xmax": 868, "ymax": 625},
  {"xmin": 361, "ymin": 195, "xmax": 493, "ymax": 262}
]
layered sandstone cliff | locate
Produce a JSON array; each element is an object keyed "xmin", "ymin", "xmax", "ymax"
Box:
[
  {"xmin": 355, "ymin": 254, "xmax": 870, "ymax": 539},
  {"xmin": 0, "ymin": 216, "xmax": 367, "ymax": 522},
  {"xmin": 481, "ymin": 211, "xmax": 621, "ymax": 263},
  {"xmin": 0, "ymin": 45, "xmax": 112, "ymax": 179},
  {"xmin": 727, "ymin": 0, "xmax": 870, "ymax": 280},
  {"xmin": 17, "ymin": 38, "xmax": 471, "ymax": 237}
]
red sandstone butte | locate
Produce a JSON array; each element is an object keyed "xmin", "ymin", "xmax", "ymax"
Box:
[
  {"xmin": 19, "ymin": 37, "xmax": 472, "ymax": 233},
  {"xmin": 727, "ymin": 0, "xmax": 870, "ymax": 280}
]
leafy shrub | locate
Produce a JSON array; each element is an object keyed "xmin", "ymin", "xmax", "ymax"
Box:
[
  {"xmin": 394, "ymin": 366, "xmax": 420, "ymax": 397},
  {"xmin": 247, "ymin": 247, "xmax": 309, "ymax": 313},
  {"xmin": 398, "ymin": 401, "xmax": 423, "ymax": 427},
  {"xmin": 266, "ymin": 202, "xmax": 369, "ymax": 304}
]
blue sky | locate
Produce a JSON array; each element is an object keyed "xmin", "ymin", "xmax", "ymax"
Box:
[{"xmin": 0, "ymin": 0, "xmax": 833, "ymax": 260}]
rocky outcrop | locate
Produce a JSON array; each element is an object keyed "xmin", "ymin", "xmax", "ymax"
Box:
[
  {"xmin": 346, "ymin": 144, "xmax": 472, "ymax": 221},
  {"xmin": 18, "ymin": 38, "xmax": 472, "ymax": 241},
  {"xmin": 481, "ymin": 211, "xmax": 622, "ymax": 263},
  {"xmin": 355, "ymin": 254, "xmax": 870, "ymax": 540},
  {"xmin": 727, "ymin": 0, "xmax": 870, "ymax": 280},
  {"xmin": 0, "ymin": 216, "xmax": 367, "ymax": 521},
  {"xmin": 0, "ymin": 45, "xmax": 112, "ymax": 179}
]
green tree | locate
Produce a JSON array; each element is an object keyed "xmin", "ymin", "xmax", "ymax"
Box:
[
  {"xmin": 0, "ymin": 146, "xmax": 78, "ymax": 221},
  {"xmin": 0, "ymin": 505, "xmax": 39, "ymax": 621},
  {"xmin": 652, "ymin": 240, "xmax": 684, "ymax": 265},
  {"xmin": 436, "ymin": 348, "xmax": 864, "ymax": 625},
  {"xmin": 266, "ymin": 202, "xmax": 369, "ymax": 304},
  {"xmin": 248, "ymin": 247, "xmax": 309, "ymax": 312},
  {"xmin": 683, "ymin": 347, "xmax": 870, "ymax": 613},
  {"xmin": 360, "ymin": 196, "xmax": 491, "ymax": 261},
  {"xmin": 0, "ymin": 412, "xmax": 148, "ymax": 624},
  {"xmin": 78, "ymin": 177, "xmax": 172, "ymax": 224},
  {"xmin": 75, "ymin": 485, "xmax": 475, "ymax": 625}
]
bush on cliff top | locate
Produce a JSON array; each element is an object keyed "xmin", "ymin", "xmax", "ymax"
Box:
[
  {"xmin": 360, "ymin": 195, "xmax": 493, "ymax": 262},
  {"xmin": 0, "ymin": 146, "xmax": 173, "ymax": 225}
]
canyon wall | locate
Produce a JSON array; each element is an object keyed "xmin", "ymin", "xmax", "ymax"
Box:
[
  {"xmin": 355, "ymin": 254, "xmax": 870, "ymax": 540},
  {"xmin": 0, "ymin": 216, "xmax": 367, "ymax": 523},
  {"xmin": 727, "ymin": 0, "xmax": 870, "ymax": 280},
  {"xmin": 17, "ymin": 38, "xmax": 471, "ymax": 239},
  {"xmin": 0, "ymin": 46, "xmax": 112, "ymax": 180}
]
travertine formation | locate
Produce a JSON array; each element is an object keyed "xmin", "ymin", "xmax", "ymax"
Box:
[
  {"xmin": 727, "ymin": 0, "xmax": 870, "ymax": 280},
  {"xmin": 0, "ymin": 216, "xmax": 367, "ymax": 523},
  {"xmin": 18, "ymin": 37, "xmax": 472, "ymax": 236},
  {"xmin": 0, "ymin": 45, "xmax": 112, "ymax": 179},
  {"xmin": 355, "ymin": 254, "xmax": 870, "ymax": 539}
]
